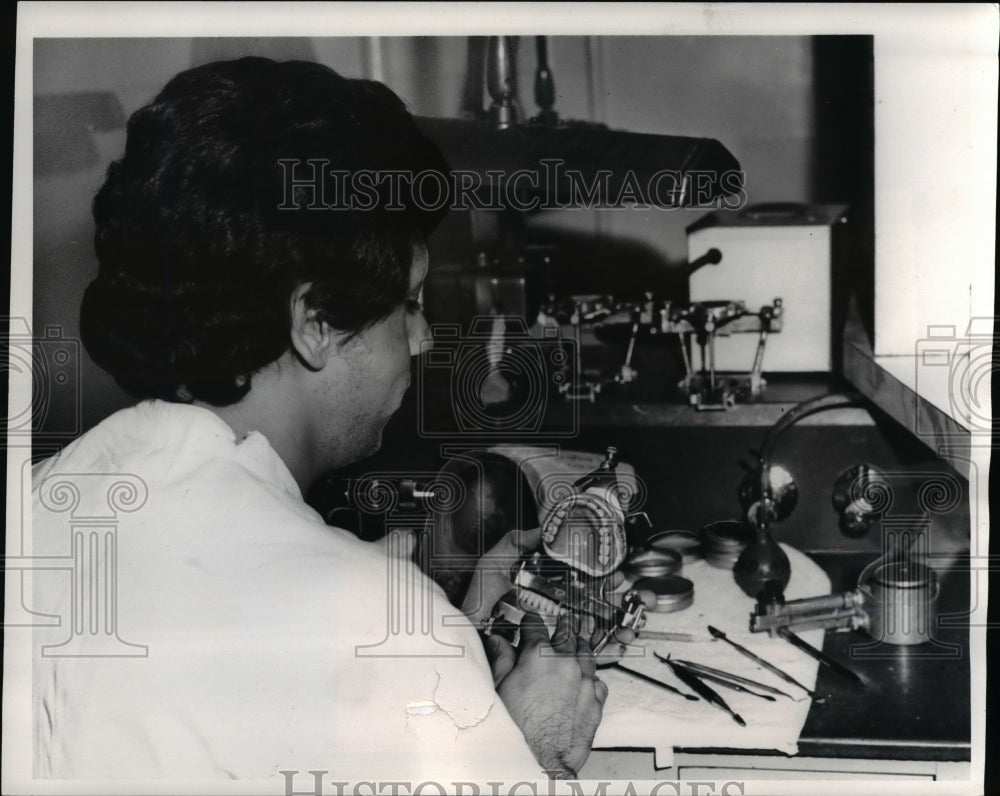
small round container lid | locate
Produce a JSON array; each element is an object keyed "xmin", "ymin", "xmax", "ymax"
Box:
[
  {"xmin": 873, "ymin": 561, "xmax": 932, "ymax": 589},
  {"xmin": 648, "ymin": 530, "xmax": 702, "ymax": 557},
  {"xmin": 623, "ymin": 547, "xmax": 682, "ymax": 579},
  {"xmin": 633, "ymin": 574, "xmax": 694, "ymax": 612},
  {"xmin": 702, "ymin": 520, "xmax": 754, "ymax": 551}
]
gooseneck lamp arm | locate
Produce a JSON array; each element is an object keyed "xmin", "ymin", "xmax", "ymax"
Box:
[
  {"xmin": 734, "ymin": 391, "xmax": 865, "ymax": 601},
  {"xmin": 756, "ymin": 391, "xmax": 865, "ymax": 532}
]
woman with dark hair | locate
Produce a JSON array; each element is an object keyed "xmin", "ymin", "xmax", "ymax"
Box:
[
  {"xmin": 81, "ymin": 57, "xmax": 447, "ymax": 408},
  {"xmin": 32, "ymin": 57, "xmax": 606, "ymax": 786}
]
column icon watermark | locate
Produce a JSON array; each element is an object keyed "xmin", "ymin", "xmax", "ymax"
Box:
[{"xmin": 33, "ymin": 473, "xmax": 150, "ymax": 658}]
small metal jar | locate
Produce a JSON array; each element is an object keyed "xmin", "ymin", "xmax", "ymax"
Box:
[{"xmin": 859, "ymin": 560, "xmax": 940, "ymax": 646}]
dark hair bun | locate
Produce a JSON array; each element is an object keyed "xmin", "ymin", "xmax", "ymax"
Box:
[{"xmin": 82, "ymin": 57, "xmax": 449, "ymax": 405}]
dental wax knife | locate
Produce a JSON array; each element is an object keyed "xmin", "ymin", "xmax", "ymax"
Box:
[
  {"xmin": 656, "ymin": 654, "xmax": 746, "ymax": 727},
  {"xmin": 611, "ymin": 663, "xmax": 699, "ymax": 701},
  {"xmin": 673, "ymin": 659, "xmax": 793, "ymax": 700},
  {"xmin": 777, "ymin": 627, "xmax": 868, "ymax": 687},
  {"xmin": 669, "ymin": 663, "xmax": 776, "ymax": 702},
  {"xmin": 707, "ymin": 625, "xmax": 819, "ymax": 699}
]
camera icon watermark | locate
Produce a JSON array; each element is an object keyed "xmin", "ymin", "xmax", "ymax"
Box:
[
  {"xmin": 1, "ymin": 317, "xmax": 82, "ymax": 439},
  {"xmin": 914, "ymin": 318, "xmax": 995, "ymax": 437},
  {"xmin": 416, "ymin": 316, "xmax": 577, "ymax": 438}
]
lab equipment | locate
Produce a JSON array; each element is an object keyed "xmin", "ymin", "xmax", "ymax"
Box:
[
  {"xmin": 702, "ymin": 520, "xmax": 755, "ymax": 570},
  {"xmin": 707, "ymin": 625, "xmax": 818, "ymax": 698},
  {"xmin": 631, "ymin": 574, "xmax": 695, "ymax": 613},
  {"xmin": 612, "ymin": 663, "xmax": 699, "ymax": 702},
  {"xmin": 646, "ymin": 529, "xmax": 703, "ymax": 566},
  {"xmin": 635, "ymin": 630, "xmax": 711, "ymax": 643},
  {"xmin": 733, "ymin": 391, "xmax": 865, "ymax": 600},
  {"xmin": 480, "ymin": 447, "xmax": 649, "ymax": 649},
  {"xmin": 672, "ymin": 667, "xmax": 776, "ymax": 702},
  {"xmin": 777, "ymin": 627, "xmax": 867, "ymax": 687},
  {"xmin": 672, "ymin": 659, "xmax": 791, "ymax": 700},
  {"xmin": 657, "ymin": 653, "xmax": 746, "ymax": 727},
  {"xmin": 687, "ymin": 203, "xmax": 850, "ymax": 373},
  {"xmin": 750, "ymin": 554, "xmax": 942, "ymax": 648},
  {"xmin": 537, "ymin": 293, "xmax": 784, "ymax": 408}
]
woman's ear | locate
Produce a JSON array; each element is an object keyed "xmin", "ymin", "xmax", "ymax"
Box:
[{"xmin": 289, "ymin": 283, "xmax": 333, "ymax": 370}]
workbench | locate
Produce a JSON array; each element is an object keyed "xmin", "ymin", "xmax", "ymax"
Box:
[
  {"xmin": 328, "ymin": 373, "xmax": 975, "ymax": 784},
  {"xmin": 580, "ymin": 551, "xmax": 972, "ymax": 782}
]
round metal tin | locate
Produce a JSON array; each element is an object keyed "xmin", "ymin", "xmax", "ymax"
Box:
[
  {"xmin": 872, "ymin": 561, "xmax": 932, "ymax": 589},
  {"xmin": 623, "ymin": 547, "xmax": 682, "ymax": 579},
  {"xmin": 632, "ymin": 575, "xmax": 694, "ymax": 612},
  {"xmin": 647, "ymin": 530, "xmax": 703, "ymax": 565},
  {"xmin": 702, "ymin": 520, "xmax": 754, "ymax": 570}
]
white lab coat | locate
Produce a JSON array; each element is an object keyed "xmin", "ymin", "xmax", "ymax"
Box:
[{"xmin": 31, "ymin": 400, "xmax": 541, "ymax": 787}]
